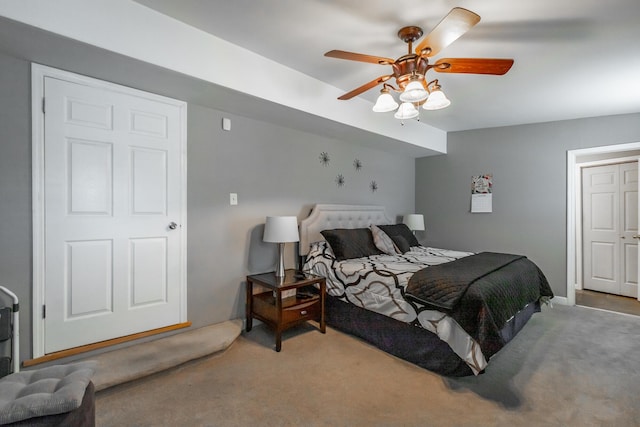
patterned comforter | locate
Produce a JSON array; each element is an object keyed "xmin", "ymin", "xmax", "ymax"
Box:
[{"xmin": 302, "ymin": 242, "xmax": 551, "ymax": 374}]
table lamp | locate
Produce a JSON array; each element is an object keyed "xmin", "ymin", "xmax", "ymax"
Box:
[
  {"xmin": 403, "ymin": 214, "xmax": 425, "ymax": 235},
  {"xmin": 263, "ymin": 216, "xmax": 300, "ymax": 277}
]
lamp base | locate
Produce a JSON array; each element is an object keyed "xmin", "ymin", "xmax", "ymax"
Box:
[{"xmin": 275, "ymin": 242, "xmax": 286, "ymax": 277}]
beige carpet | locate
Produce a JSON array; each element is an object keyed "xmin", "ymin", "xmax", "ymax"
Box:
[
  {"xmin": 85, "ymin": 320, "xmax": 242, "ymax": 391},
  {"xmin": 96, "ymin": 305, "xmax": 640, "ymax": 427}
]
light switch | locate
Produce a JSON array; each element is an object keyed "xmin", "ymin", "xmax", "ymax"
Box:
[
  {"xmin": 230, "ymin": 193, "xmax": 238, "ymax": 205},
  {"xmin": 222, "ymin": 117, "xmax": 231, "ymax": 131}
]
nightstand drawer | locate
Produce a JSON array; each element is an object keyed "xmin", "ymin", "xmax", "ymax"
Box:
[{"xmin": 282, "ymin": 299, "xmax": 320, "ymax": 324}]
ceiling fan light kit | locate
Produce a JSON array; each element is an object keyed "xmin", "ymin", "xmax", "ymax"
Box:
[
  {"xmin": 371, "ymin": 87, "xmax": 399, "ymax": 112},
  {"xmin": 325, "ymin": 7, "xmax": 514, "ymax": 123},
  {"xmin": 394, "ymin": 102, "xmax": 420, "ymax": 120},
  {"xmin": 422, "ymin": 83, "xmax": 451, "ymax": 111},
  {"xmin": 398, "ymin": 76, "xmax": 429, "ymax": 103}
]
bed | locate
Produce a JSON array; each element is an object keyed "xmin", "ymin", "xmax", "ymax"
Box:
[{"xmin": 299, "ymin": 204, "xmax": 553, "ymax": 376}]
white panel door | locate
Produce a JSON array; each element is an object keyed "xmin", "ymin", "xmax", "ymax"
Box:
[
  {"xmin": 582, "ymin": 162, "xmax": 638, "ymax": 297},
  {"xmin": 43, "ymin": 76, "xmax": 185, "ymax": 353},
  {"xmin": 620, "ymin": 162, "xmax": 639, "ymax": 298}
]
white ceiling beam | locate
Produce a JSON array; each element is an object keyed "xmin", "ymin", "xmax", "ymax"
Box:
[{"xmin": 0, "ymin": 0, "xmax": 446, "ymax": 155}]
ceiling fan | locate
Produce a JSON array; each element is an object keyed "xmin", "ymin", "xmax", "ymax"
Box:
[{"xmin": 325, "ymin": 7, "xmax": 514, "ymax": 119}]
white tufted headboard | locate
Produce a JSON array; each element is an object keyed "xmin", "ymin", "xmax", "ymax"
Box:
[{"xmin": 299, "ymin": 204, "xmax": 394, "ymax": 256}]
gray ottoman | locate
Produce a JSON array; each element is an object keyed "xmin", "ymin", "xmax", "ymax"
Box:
[{"xmin": 0, "ymin": 361, "xmax": 96, "ymax": 426}]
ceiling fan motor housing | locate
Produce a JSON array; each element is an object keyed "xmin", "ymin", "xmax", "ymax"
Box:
[{"xmin": 392, "ymin": 55, "xmax": 430, "ymax": 89}]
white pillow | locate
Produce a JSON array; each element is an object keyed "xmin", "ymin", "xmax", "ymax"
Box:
[{"xmin": 370, "ymin": 224, "xmax": 399, "ymax": 255}]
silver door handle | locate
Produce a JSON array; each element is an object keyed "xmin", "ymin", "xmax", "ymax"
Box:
[
  {"xmin": 633, "ymin": 235, "xmax": 640, "ymax": 240},
  {"xmin": 169, "ymin": 222, "xmax": 178, "ymax": 230}
]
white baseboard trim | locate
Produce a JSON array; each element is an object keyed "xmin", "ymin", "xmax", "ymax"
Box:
[{"xmin": 551, "ymin": 296, "xmax": 569, "ymax": 305}]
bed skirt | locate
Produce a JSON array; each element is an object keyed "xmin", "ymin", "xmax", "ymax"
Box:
[{"xmin": 325, "ymin": 295, "xmax": 541, "ymax": 377}]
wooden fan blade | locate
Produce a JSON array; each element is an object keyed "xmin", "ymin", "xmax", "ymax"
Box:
[
  {"xmin": 414, "ymin": 7, "xmax": 481, "ymax": 57},
  {"xmin": 337, "ymin": 75, "xmax": 392, "ymax": 100},
  {"xmin": 432, "ymin": 58, "xmax": 514, "ymax": 75},
  {"xmin": 325, "ymin": 50, "xmax": 395, "ymax": 65}
]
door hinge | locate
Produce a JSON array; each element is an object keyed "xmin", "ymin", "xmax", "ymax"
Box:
[
  {"xmin": 42, "ymin": 305, "xmax": 46, "ymax": 319},
  {"xmin": 42, "ymin": 97, "xmax": 46, "ymax": 114}
]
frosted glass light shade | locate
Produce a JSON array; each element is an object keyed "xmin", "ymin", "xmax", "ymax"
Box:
[
  {"xmin": 263, "ymin": 216, "xmax": 299, "ymax": 243},
  {"xmin": 399, "ymin": 80, "xmax": 428, "ymax": 102},
  {"xmin": 403, "ymin": 214, "xmax": 425, "ymax": 231},
  {"xmin": 423, "ymin": 89, "xmax": 451, "ymax": 110},
  {"xmin": 394, "ymin": 102, "xmax": 419, "ymax": 120},
  {"xmin": 372, "ymin": 92, "xmax": 399, "ymax": 112}
]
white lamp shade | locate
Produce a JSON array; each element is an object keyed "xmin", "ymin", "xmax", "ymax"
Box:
[
  {"xmin": 403, "ymin": 214, "xmax": 425, "ymax": 231},
  {"xmin": 423, "ymin": 89, "xmax": 451, "ymax": 110},
  {"xmin": 372, "ymin": 92, "xmax": 399, "ymax": 112},
  {"xmin": 399, "ymin": 80, "xmax": 428, "ymax": 102},
  {"xmin": 394, "ymin": 102, "xmax": 419, "ymax": 120},
  {"xmin": 263, "ymin": 216, "xmax": 299, "ymax": 243}
]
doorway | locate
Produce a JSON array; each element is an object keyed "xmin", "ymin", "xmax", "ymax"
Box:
[
  {"xmin": 567, "ymin": 143, "xmax": 640, "ymax": 315},
  {"xmin": 581, "ymin": 162, "xmax": 638, "ymax": 297}
]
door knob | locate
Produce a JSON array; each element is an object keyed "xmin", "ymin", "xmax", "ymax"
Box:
[
  {"xmin": 169, "ymin": 222, "xmax": 178, "ymax": 230},
  {"xmin": 633, "ymin": 235, "xmax": 640, "ymax": 240}
]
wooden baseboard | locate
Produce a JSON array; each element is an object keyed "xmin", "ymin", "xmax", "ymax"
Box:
[{"xmin": 23, "ymin": 322, "xmax": 192, "ymax": 368}]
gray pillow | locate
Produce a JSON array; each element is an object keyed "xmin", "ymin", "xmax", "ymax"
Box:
[
  {"xmin": 0, "ymin": 361, "xmax": 96, "ymax": 424},
  {"xmin": 377, "ymin": 223, "xmax": 419, "ymax": 253},
  {"xmin": 370, "ymin": 224, "xmax": 399, "ymax": 255},
  {"xmin": 393, "ymin": 235, "xmax": 412, "ymax": 254}
]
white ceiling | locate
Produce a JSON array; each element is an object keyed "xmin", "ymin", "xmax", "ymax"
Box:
[{"xmin": 133, "ymin": 0, "xmax": 640, "ymax": 132}]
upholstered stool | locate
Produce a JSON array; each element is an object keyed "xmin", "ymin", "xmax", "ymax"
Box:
[{"xmin": 0, "ymin": 361, "xmax": 96, "ymax": 426}]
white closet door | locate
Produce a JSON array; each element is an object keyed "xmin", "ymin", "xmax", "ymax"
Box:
[
  {"xmin": 583, "ymin": 162, "xmax": 638, "ymax": 297},
  {"xmin": 620, "ymin": 162, "xmax": 638, "ymax": 298},
  {"xmin": 43, "ymin": 75, "xmax": 186, "ymax": 353}
]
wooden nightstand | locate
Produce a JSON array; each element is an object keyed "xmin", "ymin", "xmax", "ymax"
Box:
[{"xmin": 245, "ymin": 269, "xmax": 326, "ymax": 352}]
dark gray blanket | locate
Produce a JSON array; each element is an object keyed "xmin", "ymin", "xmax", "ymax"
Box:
[
  {"xmin": 405, "ymin": 252, "xmax": 554, "ymax": 357},
  {"xmin": 406, "ymin": 252, "xmax": 525, "ymax": 310}
]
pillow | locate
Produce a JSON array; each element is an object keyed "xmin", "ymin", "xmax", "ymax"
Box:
[
  {"xmin": 370, "ymin": 224, "xmax": 399, "ymax": 255},
  {"xmin": 0, "ymin": 361, "xmax": 96, "ymax": 424},
  {"xmin": 377, "ymin": 223, "xmax": 419, "ymax": 253},
  {"xmin": 320, "ymin": 228, "xmax": 383, "ymax": 261},
  {"xmin": 393, "ymin": 235, "xmax": 411, "ymax": 254}
]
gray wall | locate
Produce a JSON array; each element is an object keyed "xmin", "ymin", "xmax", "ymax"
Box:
[
  {"xmin": 0, "ymin": 53, "xmax": 31, "ymax": 364},
  {"xmin": 186, "ymin": 105, "xmax": 415, "ymax": 327},
  {"xmin": 0, "ymin": 50, "xmax": 415, "ymax": 362},
  {"xmin": 416, "ymin": 113, "xmax": 640, "ymax": 298}
]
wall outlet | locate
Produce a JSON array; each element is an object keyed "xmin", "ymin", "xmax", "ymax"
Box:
[{"xmin": 230, "ymin": 193, "xmax": 238, "ymax": 205}]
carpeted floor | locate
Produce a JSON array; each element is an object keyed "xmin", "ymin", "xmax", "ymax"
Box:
[{"xmin": 96, "ymin": 304, "xmax": 640, "ymax": 427}]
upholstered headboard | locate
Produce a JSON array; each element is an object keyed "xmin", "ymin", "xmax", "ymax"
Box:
[{"xmin": 299, "ymin": 204, "xmax": 394, "ymax": 256}]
